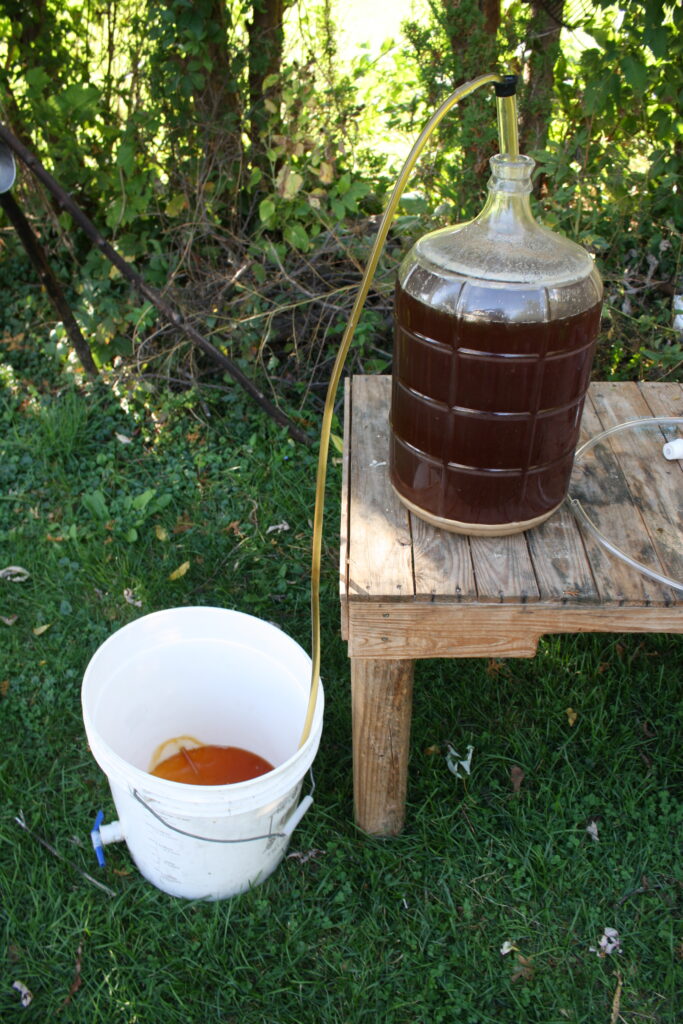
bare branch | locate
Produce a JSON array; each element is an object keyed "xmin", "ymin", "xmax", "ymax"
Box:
[{"xmin": 0, "ymin": 121, "xmax": 311, "ymax": 445}]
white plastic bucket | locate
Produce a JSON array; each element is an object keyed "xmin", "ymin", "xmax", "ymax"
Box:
[{"xmin": 81, "ymin": 607, "xmax": 324, "ymax": 900}]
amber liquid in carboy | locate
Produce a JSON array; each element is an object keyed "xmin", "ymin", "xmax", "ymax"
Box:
[{"xmin": 390, "ymin": 285, "xmax": 602, "ymax": 529}]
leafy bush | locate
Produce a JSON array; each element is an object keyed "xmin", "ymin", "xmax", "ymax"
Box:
[{"xmin": 0, "ymin": 0, "xmax": 681, "ymax": 386}]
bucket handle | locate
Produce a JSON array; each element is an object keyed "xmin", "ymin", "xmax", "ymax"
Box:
[{"xmin": 130, "ymin": 770, "xmax": 315, "ymax": 844}]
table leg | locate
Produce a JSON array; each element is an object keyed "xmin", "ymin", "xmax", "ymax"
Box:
[{"xmin": 351, "ymin": 657, "xmax": 415, "ymax": 836}]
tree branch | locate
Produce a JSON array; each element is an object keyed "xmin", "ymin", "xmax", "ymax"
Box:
[
  {"xmin": 0, "ymin": 190, "xmax": 98, "ymax": 377},
  {"xmin": 0, "ymin": 121, "xmax": 311, "ymax": 445}
]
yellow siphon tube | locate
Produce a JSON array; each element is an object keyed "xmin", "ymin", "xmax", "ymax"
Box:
[{"xmin": 298, "ymin": 72, "xmax": 511, "ymax": 748}]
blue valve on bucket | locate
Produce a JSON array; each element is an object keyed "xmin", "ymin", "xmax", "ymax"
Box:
[{"xmin": 90, "ymin": 810, "xmax": 106, "ymax": 867}]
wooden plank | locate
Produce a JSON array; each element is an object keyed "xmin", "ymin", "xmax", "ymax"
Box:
[
  {"xmin": 339, "ymin": 378, "xmax": 351, "ymax": 640},
  {"xmin": 410, "ymin": 513, "xmax": 477, "ymax": 601},
  {"xmin": 638, "ymin": 381, "xmax": 683, "ymax": 420},
  {"xmin": 589, "ymin": 382, "xmax": 680, "ymax": 603},
  {"xmin": 639, "ymin": 381, "xmax": 683, "ymax": 472},
  {"xmin": 346, "ymin": 600, "xmax": 683, "ymax": 659},
  {"xmin": 351, "ymin": 658, "xmax": 415, "ymax": 835},
  {"xmin": 639, "ymin": 385, "xmax": 683, "ymax": 535},
  {"xmin": 569, "ymin": 386, "xmax": 674, "ymax": 606},
  {"xmin": 469, "ymin": 533, "xmax": 540, "ymax": 603},
  {"xmin": 347, "ymin": 375, "xmax": 414, "ymax": 600},
  {"xmin": 525, "ymin": 503, "xmax": 599, "ymax": 603}
]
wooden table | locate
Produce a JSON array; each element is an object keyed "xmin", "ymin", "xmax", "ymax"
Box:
[{"xmin": 339, "ymin": 376, "xmax": 683, "ymax": 835}]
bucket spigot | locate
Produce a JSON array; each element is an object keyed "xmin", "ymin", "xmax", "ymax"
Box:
[{"xmin": 90, "ymin": 810, "xmax": 124, "ymax": 867}]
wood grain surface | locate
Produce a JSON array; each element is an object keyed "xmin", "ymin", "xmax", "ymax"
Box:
[{"xmin": 341, "ymin": 376, "xmax": 683, "ymax": 657}]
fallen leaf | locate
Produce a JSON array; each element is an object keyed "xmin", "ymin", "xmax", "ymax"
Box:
[
  {"xmin": 590, "ymin": 927, "xmax": 622, "ymax": 957},
  {"xmin": 486, "ymin": 658, "xmax": 506, "ymax": 676},
  {"xmin": 511, "ymin": 954, "xmax": 534, "ymax": 982},
  {"xmin": 500, "ymin": 940, "xmax": 517, "ymax": 955},
  {"xmin": 12, "ymin": 980, "xmax": 33, "ymax": 1007},
  {"xmin": 423, "ymin": 744, "xmax": 440, "ymax": 756},
  {"xmin": 168, "ymin": 561, "xmax": 190, "ymax": 580},
  {"xmin": 123, "ymin": 588, "xmax": 142, "ymax": 607},
  {"xmin": 115, "ymin": 432, "xmax": 133, "ymax": 444},
  {"xmin": 1, "ymin": 679, "xmax": 9, "ymax": 697},
  {"xmin": 586, "ymin": 819, "xmax": 600, "ymax": 842},
  {"xmin": 286, "ymin": 848, "xmax": 325, "ymax": 864},
  {"xmin": 1, "ymin": 614, "xmax": 18, "ymax": 626},
  {"xmin": 510, "ymin": 765, "xmax": 525, "ymax": 795},
  {"xmin": 446, "ymin": 743, "xmax": 474, "ymax": 779},
  {"xmin": 154, "ymin": 525, "xmax": 168, "ymax": 542},
  {"xmin": 32, "ymin": 623, "xmax": 51, "ymax": 636},
  {"xmin": 61, "ymin": 943, "xmax": 82, "ymax": 1007},
  {"xmin": 566, "ymin": 707, "xmax": 578, "ymax": 727},
  {"xmin": 266, "ymin": 521, "xmax": 290, "ymax": 534},
  {"xmin": 0, "ymin": 565, "xmax": 30, "ymax": 582}
]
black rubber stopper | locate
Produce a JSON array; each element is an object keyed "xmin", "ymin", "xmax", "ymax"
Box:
[{"xmin": 494, "ymin": 75, "xmax": 518, "ymax": 97}]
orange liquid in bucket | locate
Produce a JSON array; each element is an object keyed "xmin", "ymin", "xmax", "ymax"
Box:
[{"xmin": 150, "ymin": 744, "xmax": 274, "ymax": 785}]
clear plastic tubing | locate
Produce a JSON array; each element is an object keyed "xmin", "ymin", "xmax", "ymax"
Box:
[
  {"xmin": 569, "ymin": 416, "xmax": 683, "ymax": 594},
  {"xmin": 298, "ymin": 72, "xmax": 509, "ymax": 747}
]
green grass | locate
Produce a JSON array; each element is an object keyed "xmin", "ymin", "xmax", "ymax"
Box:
[{"xmin": 1, "ymin": 356, "xmax": 681, "ymax": 1023}]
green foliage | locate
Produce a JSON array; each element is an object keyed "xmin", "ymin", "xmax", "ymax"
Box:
[
  {"xmin": 536, "ymin": 0, "xmax": 683, "ymax": 376},
  {"xmin": 401, "ymin": 0, "xmax": 502, "ymax": 219},
  {"xmin": 247, "ymin": 63, "xmax": 373, "ymax": 255},
  {"xmin": 0, "ymin": 0, "xmax": 382, "ymax": 382},
  {"xmin": 0, "ymin": 0, "xmax": 681, "ymax": 383}
]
